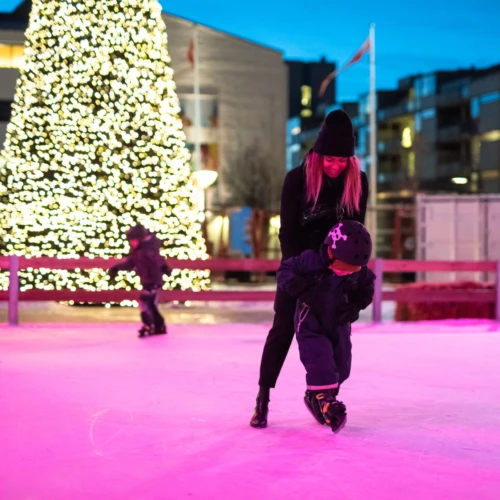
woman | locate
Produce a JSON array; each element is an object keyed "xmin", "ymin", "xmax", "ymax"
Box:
[{"xmin": 250, "ymin": 109, "xmax": 369, "ymax": 428}]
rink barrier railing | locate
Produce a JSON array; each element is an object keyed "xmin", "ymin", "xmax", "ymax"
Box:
[{"xmin": 1, "ymin": 256, "xmax": 500, "ymax": 326}]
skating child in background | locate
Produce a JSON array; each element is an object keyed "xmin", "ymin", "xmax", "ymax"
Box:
[
  {"xmin": 276, "ymin": 220, "xmax": 375, "ymax": 433},
  {"xmin": 109, "ymin": 224, "xmax": 171, "ymax": 338}
]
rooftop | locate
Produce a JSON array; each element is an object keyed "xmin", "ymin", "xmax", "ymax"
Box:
[{"xmin": 0, "ymin": 0, "xmax": 284, "ymax": 55}]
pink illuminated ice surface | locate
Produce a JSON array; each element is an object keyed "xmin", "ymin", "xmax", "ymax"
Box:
[{"xmin": 1, "ymin": 320, "xmax": 500, "ymax": 499}]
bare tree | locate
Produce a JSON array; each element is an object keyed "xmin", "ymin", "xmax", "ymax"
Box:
[{"xmin": 226, "ymin": 144, "xmax": 284, "ymax": 258}]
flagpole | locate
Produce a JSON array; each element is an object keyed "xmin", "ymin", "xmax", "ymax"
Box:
[
  {"xmin": 369, "ymin": 23, "xmax": 377, "ymax": 255},
  {"xmin": 193, "ymin": 24, "xmax": 202, "ymax": 171}
]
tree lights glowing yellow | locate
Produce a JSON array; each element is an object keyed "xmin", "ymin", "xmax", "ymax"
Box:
[{"xmin": 0, "ymin": 0, "xmax": 209, "ymax": 293}]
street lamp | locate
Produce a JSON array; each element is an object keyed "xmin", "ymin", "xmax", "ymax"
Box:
[{"xmin": 192, "ymin": 169, "xmax": 218, "ymax": 191}]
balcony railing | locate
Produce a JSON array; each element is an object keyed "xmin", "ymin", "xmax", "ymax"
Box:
[
  {"xmin": 437, "ymin": 124, "xmax": 461, "ymax": 142},
  {"xmin": 438, "ymin": 88, "xmax": 469, "ymax": 106},
  {"xmin": 378, "ymin": 137, "xmax": 403, "ymax": 153},
  {"xmin": 377, "ymin": 101, "xmax": 410, "ymax": 120},
  {"xmin": 436, "ymin": 161, "xmax": 468, "ymax": 177}
]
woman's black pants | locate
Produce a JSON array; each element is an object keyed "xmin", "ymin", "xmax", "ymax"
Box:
[{"xmin": 258, "ymin": 287, "xmax": 296, "ymax": 388}]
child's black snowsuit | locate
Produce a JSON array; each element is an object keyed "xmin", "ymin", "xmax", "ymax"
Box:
[
  {"xmin": 277, "ymin": 245, "xmax": 375, "ymax": 388},
  {"xmin": 109, "ymin": 234, "xmax": 171, "ymax": 331}
]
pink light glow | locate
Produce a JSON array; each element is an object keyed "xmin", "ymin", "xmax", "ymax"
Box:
[{"xmin": 1, "ymin": 320, "xmax": 499, "ymax": 499}]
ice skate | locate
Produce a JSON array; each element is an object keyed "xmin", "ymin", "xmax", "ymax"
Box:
[
  {"xmin": 304, "ymin": 390, "xmax": 326, "ymax": 426},
  {"xmin": 313, "ymin": 390, "xmax": 347, "ymax": 433},
  {"xmin": 250, "ymin": 392, "xmax": 269, "ymax": 429},
  {"xmin": 138, "ymin": 324, "xmax": 152, "ymax": 338},
  {"xmin": 153, "ymin": 324, "xmax": 167, "ymax": 335}
]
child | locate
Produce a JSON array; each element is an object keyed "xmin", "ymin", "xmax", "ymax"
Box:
[
  {"xmin": 109, "ymin": 224, "xmax": 172, "ymax": 338},
  {"xmin": 276, "ymin": 220, "xmax": 375, "ymax": 433}
]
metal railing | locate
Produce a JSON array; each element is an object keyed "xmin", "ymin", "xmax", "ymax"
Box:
[{"xmin": 1, "ymin": 256, "xmax": 500, "ymax": 325}]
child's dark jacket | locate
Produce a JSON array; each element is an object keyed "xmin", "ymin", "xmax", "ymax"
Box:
[
  {"xmin": 277, "ymin": 246, "xmax": 375, "ymax": 335},
  {"xmin": 109, "ymin": 234, "xmax": 171, "ymax": 289}
]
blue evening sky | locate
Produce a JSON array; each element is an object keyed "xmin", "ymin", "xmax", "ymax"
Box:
[{"xmin": 1, "ymin": 0, "xmax": 499, "ymax": 101}]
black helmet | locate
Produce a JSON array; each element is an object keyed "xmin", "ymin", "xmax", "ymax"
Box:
[
  {"xmin": 126, "ymin": 224, "xmax": 148, "ymax": 241},
  {"xmin": 324, "ymin": 220, "xmax": 372, "ymax": 267}
]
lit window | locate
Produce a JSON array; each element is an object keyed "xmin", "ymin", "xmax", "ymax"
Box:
[
  {"xmin": 415, "ymin": 113, "xmax": 422, "ymax": 132},
  {"xmin": 480, "ymin": 92, "xmax": 500, "ymax": 104},
  {"xmin": 401, "ymin": 127, "xmax": 412, "ymax": 148},
  {"xmin": 408, "ymin": 152, "xmax": 415, "ymax": 177},
  {"xmin": 0, "ymin": 44, "xmax": 25, "ymax": 68},
  {"xmin": 471, "ymin": 97, "xmax": 480, "ymax": 118},
  {"xmin": 481, "ymin": 130, "xmax": 500, "ymax": 142},
  {"xmin": 301, "ymin": 85, "xmax": 312, "ymax": 108},
  {"xmin": 423, "ymin": 75, "xmax": 435, "ymax": 96},
  {"xmin": 357, "ymin": 126, "xmax": 367, "ymax": 155},
  {"xmin": 421, "ymin": 108, "xmax": 435, "ymax": 120},
  {"xmin": 472, "ymin": 136, "xmax": 481, "ymax": 165}
]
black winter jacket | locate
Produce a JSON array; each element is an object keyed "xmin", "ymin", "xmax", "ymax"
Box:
[
  {"xmin": 109, "ymin": 234, "xmax": 171, "ymax": 289},
  {"xmin": 279, "ymin": 162, "xmax": 369, "ymax": 260},
  {"xmin": 277, "ymin": 246, "xmax": 376, "ymax": 335}
]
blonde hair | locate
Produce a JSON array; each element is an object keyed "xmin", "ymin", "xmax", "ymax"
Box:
[{"xmin": 305, "ymin": 151, "xmax": 362, "ymax": 216}]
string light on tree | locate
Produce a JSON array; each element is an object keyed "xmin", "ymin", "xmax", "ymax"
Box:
[{"xmin": 0, "ymin": 0, "xmax": 209, "ymax": 295}]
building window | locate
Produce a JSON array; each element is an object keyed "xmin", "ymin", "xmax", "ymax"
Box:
[
  {"xmin": 481, "ymin": 91, "xmax": 500, "ymax": 104},
  {"xmin": 481, "ymin": 130, "xmax": 500, "ymax": 142},
  {"xmin": 286, "ymin": 117, "xmax": 301, "ymax": 144},
  {"xmin": 357, "ymin": 126, "xmax": 368, "ymax": 155},
  {"xmin": 401, "ymin": 127, "xmax": 412, "ymax": 148},
  {"xmin": 408, "ymin": 152, "xmax": 415, "ymax": 177},
  {"xmin": 300, "ymin": 85, "xmax": 312, "ymax": 117},
  {"xmin": 471, "ymin": 97, "xmax": 480, "ymax": 118},
  {"xmin": 0, "ymin": 44, "xmax": 24, "ymax": 69},
  {"xmin": 415, "ymin": 113, "xmax": 422, "ymax": 132},
  {"xmin": 421, "ymin": 108, "xmax": 436, "ymax": 120},
  {"xmin": 178, "ymin": 95, "xmax": 218, "ymax": 128},
  {"xmin": 185, "ymin": 143, "xmax": 219, "ymax": 171},
  {"xmin": 359, "ymin": 95, "xmax": 370, "ymax": 117},
  {"xmin": 415, "ymin": 75, "xmax": 436, "ymax": 99}
]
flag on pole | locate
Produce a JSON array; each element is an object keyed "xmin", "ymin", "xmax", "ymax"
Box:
[
  {"xmin": 319, "ymin": 36, "xmax": 371, "ymax": 97},
  {"xmin": 187, "ymin": 39, "xmax": 195, "ymax": 67}
]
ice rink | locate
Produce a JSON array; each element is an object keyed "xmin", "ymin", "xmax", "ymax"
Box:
[{"xmin": 1, "ymin": 319, "xmax": 500, "ymax": 499}]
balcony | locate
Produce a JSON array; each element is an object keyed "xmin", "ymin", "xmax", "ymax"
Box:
[
  {"xmin": 438, "ymin": 87, "xmax": 469, "ymax": 107},
  {"xmin": 378, "ymin": 136, "xmax": 404, "ymax": 154},
  {"xmin": 437, "ymin": 121, "xmax": 477, "ymax": 143},
  {"xmin": 377, "ymin": 101, "xmax": 410, "ymax": 121},
  {"xmin": 437, "ymin": 125, "xmax": 461, "ymax": 142},
  {"xmin": 436, "ymin": 161, "xmax": 469, "ymax": 178},
  {"xmin": 378, "ymin": 170, "xmax": 413, "ymax": 193}
]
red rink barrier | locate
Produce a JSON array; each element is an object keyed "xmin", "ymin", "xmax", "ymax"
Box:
[{"xmin": 1, "ymin": 256, "xmax": 500, "ymax": 325}]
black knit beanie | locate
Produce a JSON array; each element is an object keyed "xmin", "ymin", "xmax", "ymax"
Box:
[
  {"xmin": 126, "ymin": 224, "xmax": 148, "ymax": 241},
  {"xmin": 313, "ymin": 109, "xmax": 355, "ymax": 157}
]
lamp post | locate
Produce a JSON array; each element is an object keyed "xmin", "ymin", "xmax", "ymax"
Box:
[{"xmin": 192, "ymin": 169, "xmax": 218, "ymax": 253}]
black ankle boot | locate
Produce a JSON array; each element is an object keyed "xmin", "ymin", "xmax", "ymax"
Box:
[{"xmin": 250, "ymin": 391, "xmax": 269, "ymax": 428}]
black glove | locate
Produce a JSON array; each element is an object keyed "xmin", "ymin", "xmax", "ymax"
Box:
[{"xmin": 108, "ymin": 267, "xmax": 118, "ymax": 280}]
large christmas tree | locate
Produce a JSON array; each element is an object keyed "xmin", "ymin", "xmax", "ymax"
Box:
[{"xmin": 0, "ymin": 0, "xmax": 209, "ymax": 293}]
